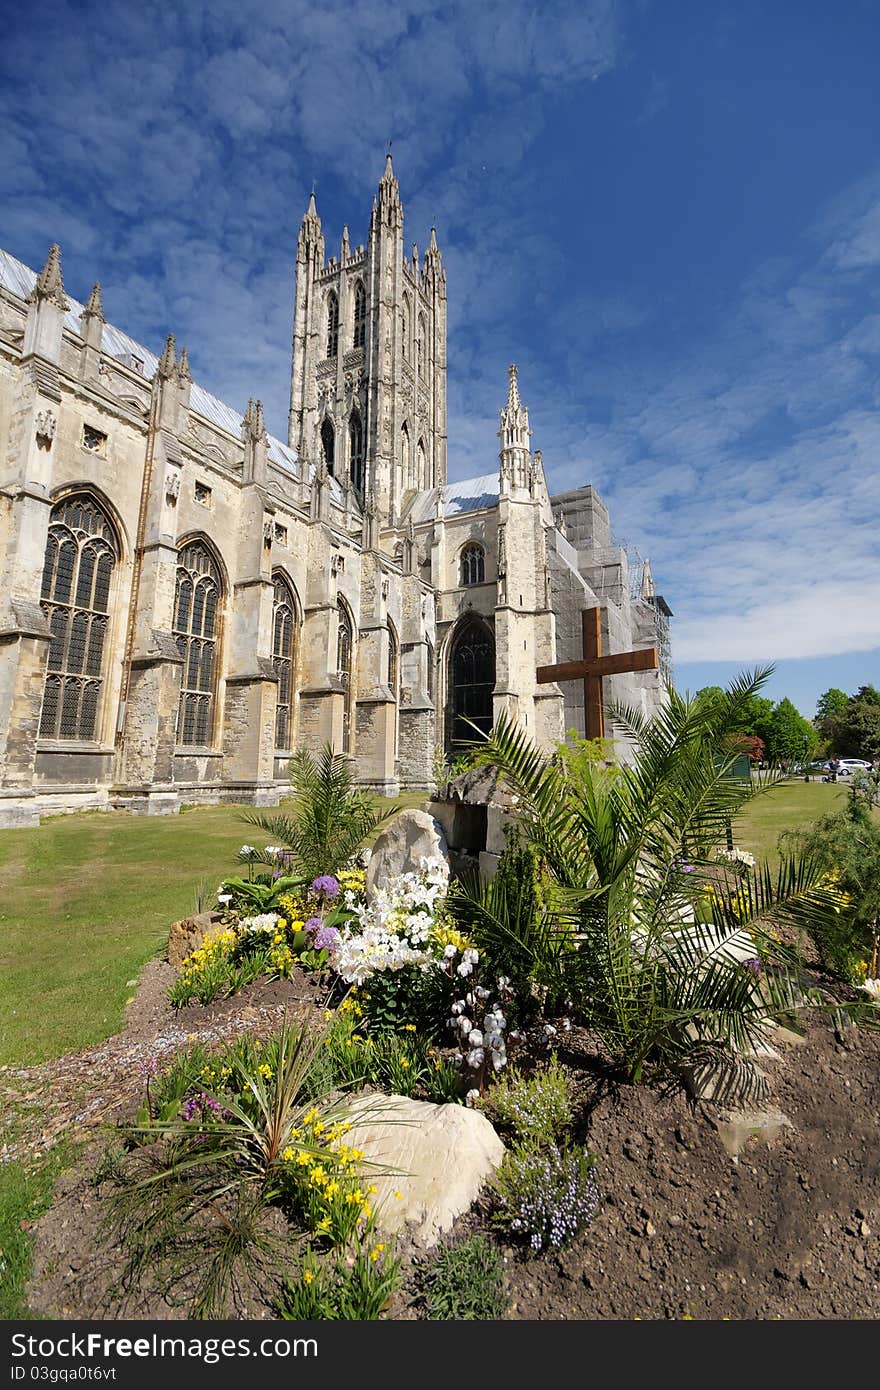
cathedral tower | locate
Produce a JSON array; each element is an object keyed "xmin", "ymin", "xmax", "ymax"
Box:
[{"xmin": 287, "ymin": 156, "xmax": 447, "ymax": 524}]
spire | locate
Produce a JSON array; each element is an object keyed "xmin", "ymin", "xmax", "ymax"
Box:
[
  {"xmin": 374, "ymin": 150, "xmax": 402, "ymax": 229},
  {"xmin": 341, "ymin": 224, "xmax": 350, "ymax": 262},
  {"xmin": 641, "ymin": 558, "xmax": 655, "ymax": 600},
  {"xmin": 176, "ymin": 346, "xmax": 191, "ymax": 381},
  {"xmin": 156, "ymin": 333, "xmax": 176, "ymax": 380},
  {"xmin": 82, "ymin": 282, "xmax": 104, "ymax": 321},
  {"xmin": 429, "ymin": 226, "xmax": 438, "ymax": 253},
  {"xmin": 298, "ymin": 189, "xmax": 324, "ymax": 256},
  {"xmin": 30, "ymin": 244, "xmax": 68, "ymax": 309},
  {"xmin": 498, "ymin": 363, "xmax": 531, "ymax": 491},
  {"xmin": 506, "ymin": 363, "xmax": 521, "ymax": 412}
]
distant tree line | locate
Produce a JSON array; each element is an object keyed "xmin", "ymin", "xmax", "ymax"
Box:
[
  {"xmin": 693, "ymin": 682, "xmax": 880, "ymax": 764},
  {"xmin": 814, "ymin": 685, "xmax": 880, "ymax": 760},
  {"xmin": 694, "ymin": 687, "xmax": 817, "ymax": 764}
]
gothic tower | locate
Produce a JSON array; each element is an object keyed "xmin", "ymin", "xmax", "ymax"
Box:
[{"xmin": 287, "ymin": 155, "xmax": 447, "ymax": 524}]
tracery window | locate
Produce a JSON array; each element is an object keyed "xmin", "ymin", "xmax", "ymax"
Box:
[
  {"xmin": 418, "ymin": 314, "xmax": 427, "ymax": 379},
  {"xmin": 460, "ymin": 542, "xmax": 485, "ymax": 587},
  {"xmin": 449, "ymin": 618, "xmax": 495, "ymax": 746},
  {"xmin": 173, "ymin": 541, "xmax": 222, "ymax": 746},
  {"xmin": 401, "ymin": 296, "xmax": 410, "ymax": 361},
  {"xmin": 273, "ymin": 573, "xmax": 299, "ymax": 750},
  {"xmin": 38, "ymin": 494, "xmax": 117, "ymax": 741},
  {"xmin": 349, "ymin": 411, "xmax": 364, "ymax": 495},
  {"xmin": 326, "ymin": 292, "xmax": 339, "ymax": 357},
  {"xmin": 353, "ymin": 281, "xmax": 366, "ymax": 349},
  {"xmin": 400, "ymin": 421, "xmax": 411, "ymax": 488},
  {"xmin": 321, "ymin": 418, "xmax": 335, "ymax": 475}
]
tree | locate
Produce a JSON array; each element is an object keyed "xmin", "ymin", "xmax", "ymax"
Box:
[
  {"xmin": 829, "ymin": 685, "xmax": 880, "ymax": 759},
  {"xmin": 762, "ymin": 698, "xmax": 817, "ymax": 764},
  {"xmin": 816, "ymin": 688, "xmax": 848, "ymax": 725}
]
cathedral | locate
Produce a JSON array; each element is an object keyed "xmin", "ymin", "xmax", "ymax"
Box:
[{"xmin": 0, "ymin": 156, "xmax": 671, "ymax": 828}]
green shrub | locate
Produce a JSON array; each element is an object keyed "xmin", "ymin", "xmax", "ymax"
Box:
[
  {"xmin": 486, "ymin": 1058, "xmax": 573, "ymax": 1146},
  {"xmin": 320, "ymin": 1010, "xmax": 462, "ymax": 1103},
  {"xmin": 419, "ymin": 1233, "xmax": 507, "ymax": 1320}
]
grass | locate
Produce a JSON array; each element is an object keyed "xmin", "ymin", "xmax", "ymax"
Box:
[
  {"xmin": 0, "ymin": 791, "xmax": 426, "ymax": 1068},
  {"xmin": 0, "ymin": 1141, "xmax": 74, "ymax": 1318},
  {"xmin": 731, "ymin": 778, "xmax": 848, "ymax": 867},
  {"xmin": 0, "ymin": 779, "xmax": 854, "ymax": 1069}
]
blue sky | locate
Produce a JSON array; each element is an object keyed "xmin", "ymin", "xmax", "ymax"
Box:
[{"xmin": 2, "ymin": 0, "xmax": 878, "ymax": 721}]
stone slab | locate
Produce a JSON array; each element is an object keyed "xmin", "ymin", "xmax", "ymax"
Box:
[{"xmin": 342, "ymin": 1092, "xmax": 505, "ymax": 1249}]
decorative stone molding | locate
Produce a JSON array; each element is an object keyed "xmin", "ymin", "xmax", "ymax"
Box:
[{"xmin": 34, "ymin": 410, "xmax": 56, "ymax": 448}]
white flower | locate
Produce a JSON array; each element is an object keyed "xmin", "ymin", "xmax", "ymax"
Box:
[
  {"xmin": 451, "ymin": 1000, "xmax": 466, "ymax": 1016},
  {"xmin": 239, "ymin": 844, "xmax": 255, "ymax": 856},
  {"xmin": 217, "ymin": 894, "xmax": 232, "ymax": 905},
  {"xmin": 858, "ymin": 978, "xmax": 880, "ymax": 1004},
  {"xmin": 444, "ymin": 944, "xmax": 458, "ymax": 958},
  {"xmin": 464, "ymin": 1088, "xmax": 481, "ymax": 1108},
  {"xmin": 466, "ymin": 1047, "xmax": 485, "ymax": 1068},
  {"xmin": 543, "ymin": 1024, "xmax": 557, "ymax": 1037},
  {"xmin": 467, "ymin": 1029, "xmax": 484, "ymax": 1048}
]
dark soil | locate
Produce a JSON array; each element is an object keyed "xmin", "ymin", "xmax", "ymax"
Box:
[{"xmin": 9, "ymin": 963, "xmax": 880, "ymax": 1321}]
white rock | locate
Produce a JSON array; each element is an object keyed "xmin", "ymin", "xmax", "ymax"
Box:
[
  {"xmin": 342, "ymin": 1092, "xmax": 504, "ymax": 1248},
  {"xmin": 365, "ymin": 810, "xmax": 449, "ymax": 897}
]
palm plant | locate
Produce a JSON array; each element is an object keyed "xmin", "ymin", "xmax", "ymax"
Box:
[
  {"xmin": 457, "ymin": 669, "xmax": 869, "ymax": 1095},
  {"xmin": 243, "ymin": 743, "xmax": 394, "ymax": 880}
]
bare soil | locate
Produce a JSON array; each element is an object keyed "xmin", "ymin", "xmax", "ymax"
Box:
[{"xmin": 8, "ymin": 964, "xmax": 880, "ymax": 1322}]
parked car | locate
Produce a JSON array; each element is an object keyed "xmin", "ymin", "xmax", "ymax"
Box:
[{"xmin": 839, "ymin": 759, "xmax": 872, "ymax": 772}]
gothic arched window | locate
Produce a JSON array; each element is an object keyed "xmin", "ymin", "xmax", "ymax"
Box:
[
  {"xmin": 349, "ymin": 411, "xmax": 364, "ymax": 495},
  {"xmin": 337, "ymin": 599, "xmax": 354, "ymax": 753},
  {"xmin": 38, "ymin": 493, "xmax": 118, "ymax": 741},
  {"xmin": 460, "ymin": 542, "xmax": 485, "ymax": 587},
  {"xmin": 401, "ymin": 296, "xmax": 410, "ymax": 361},
  {"xmin": 400, "ymin": 421, "xmax": 411, "ymax": 489},
  {"xmin": 326, "ymin": 292, "xmax": 339, "ymax": 358},
  {"xmin": 418, "ymin": 314, "xmax": 427, "ymax": 379},
  {"xmin": 321, "ymin": 418, "xmax": 335, "ymax": 475},
  {"xmin": 272, "ymin": 573, "xmax": 299, "ymax": 750},
  {"xmin": 353, "ymin": 281, "xmax": 366, "ymax": 350},
  {"xmin": 387, "ymin": 621, "xmax": 399, "ymax": 695},
  {"xmin": 449, "ymin": 617, "xmax": 495, "ymax": 747},
  {"xmin": 174, "ymin": 540, "xmax": 222, "ymax": 746},
  {"xmin": 417, "ymin": 437, "xmax": 427, "ymax": 491}
]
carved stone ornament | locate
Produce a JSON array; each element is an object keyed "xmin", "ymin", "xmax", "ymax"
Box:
[
  {"xmin": 331, "ymin": 553, "xmax": 345, "ymax": 576},
  {"xmin": 35, "ymin": 410, "xmax": 56, "ymax": 448},
  {"xmin": 263, "ymin": 518, "xmax": 274, "ymax": 547},
  {"xmin": 164, "ymin": 469, "xmax": 181, "ymax": 501},
  {"xmin": 381, "ymin": 577, "xmax": 389, "ymax": 601}
]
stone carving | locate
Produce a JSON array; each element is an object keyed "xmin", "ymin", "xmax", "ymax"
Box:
[
  {"xmin": 262, "ymin": 518, "xmax": 274, "ymax": 546},
  {"xmin": 331, "ymin": 553, "xmax": 345, "ymax": 576},
  {"xmin": 34, "ymin": 410, "xmax": 56, "ymax": 448},
  {"xmin": 164, "ymin": 469, "xmax": 181, "ymax": 501}
]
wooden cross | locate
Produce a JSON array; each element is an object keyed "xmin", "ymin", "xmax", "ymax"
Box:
[{"xmin": 536, "ymin": 607, "xmax": 659, "ymax": 741}]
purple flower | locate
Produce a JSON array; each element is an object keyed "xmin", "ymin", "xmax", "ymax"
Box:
[
  {"xmin": 304, "ymin": 916, "xmax": 323, "ymax": 935},
  {"xmin": 314, "ymin": 925, "xmax": 340, "ymax": 952},
  {"xmin": 311, "ymin": 875, "xmax": 340, "ymax": 900},
  {"xmin": 137, "ymin": 1055, "xmax": 159, "ymax": 1078},
  {"xmin": 742, "ymin": 957, "xmax": 763, "ymax": 976}
]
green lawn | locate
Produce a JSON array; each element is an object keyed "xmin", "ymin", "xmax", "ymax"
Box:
[
  {"xmin": 731, "ymin": 777, "xmax": 847, "ymax": 866},
  {"xmin": 0, "ymin": 778, "xmax": 853, "ymax": 1070},
  {"xmin": 0, "ymin": 792, "xmax": 426, "ymax": 1068}
]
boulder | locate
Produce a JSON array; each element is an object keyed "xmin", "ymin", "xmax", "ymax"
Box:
[
  {"xmin": 342, "ymin": 1093, "xmax": 504, "ymax": 1248},
  {"xmin": 167, "ymin": 911, "xmax": 224, "ymax": 969},
  {"xmin": 365, "ymin": 809, "xmax": 449, "ymax": 896}
]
